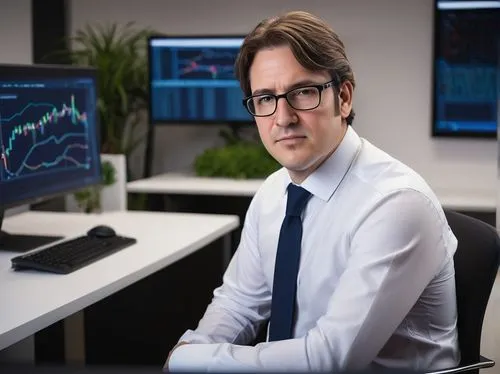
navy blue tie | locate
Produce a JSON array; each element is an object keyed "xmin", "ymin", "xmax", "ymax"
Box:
[{"xmin": 268, "ymin": 183, "xmax": 312, "ymax": 341}]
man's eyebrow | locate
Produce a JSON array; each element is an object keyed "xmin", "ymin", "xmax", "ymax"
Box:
[{"xmin": 251, "ymin": 79, "xmax": 322, "ymax": 96}]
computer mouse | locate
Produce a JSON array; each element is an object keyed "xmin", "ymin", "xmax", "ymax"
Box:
[{"xmin": 87, "ymin": 225, "xmax": 117, "ymax": 238}]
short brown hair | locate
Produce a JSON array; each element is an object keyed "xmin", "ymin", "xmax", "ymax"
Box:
[{"xmin": 235, "ymin": 11, "xmax": 356, "ymax": 125}]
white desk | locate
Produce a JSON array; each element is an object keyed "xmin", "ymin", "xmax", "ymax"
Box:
[
  {"xmin": 127, "ymin": 172, "xmax": 263, "ymax": 197},
  {"xmin": 127, "ymin": 172, "xmax": 497, "ymax": 212},
  {"xmin": 0, "ymin": 210, "xmax": 239, "ymax": 352}
]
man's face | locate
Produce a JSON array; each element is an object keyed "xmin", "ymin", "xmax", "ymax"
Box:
[{"xmin": 248, "ymin": 45, "xmax": 350, "ymax": 183}]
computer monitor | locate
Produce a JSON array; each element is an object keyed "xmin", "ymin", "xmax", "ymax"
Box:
[
  {"xmin": 432, "ymin": 0, "xmax": 500, "ymax": 138},
  {"xmin": 0, "ymin": 64, "xmax": 102, "ymax": 252},
  {"xmin": 148, "ymin": 35, "xmax": 253, "ymax": 125}
]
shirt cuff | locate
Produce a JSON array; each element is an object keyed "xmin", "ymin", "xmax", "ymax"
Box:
[
  {"xmin": 178, "ymin": 329, "xmax": 214, "ymax": 344},
  {"xmin": 165, "ymin": 343, "xmax": 219, "ymax": 372}
]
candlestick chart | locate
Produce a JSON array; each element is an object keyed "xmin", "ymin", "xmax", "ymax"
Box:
[{"xmin": 0, "ymin": 89, "xmax": 91, "ymax": 182}]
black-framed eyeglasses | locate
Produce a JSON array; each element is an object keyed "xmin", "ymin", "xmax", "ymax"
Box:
[{"xmin": 242, "ymin": 79, "xmax": 337, "ymax": 117}]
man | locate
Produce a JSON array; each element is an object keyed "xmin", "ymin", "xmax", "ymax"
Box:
[{"xmin": 165, "ymin": 10, "xmax": 460, "ymax": 373}]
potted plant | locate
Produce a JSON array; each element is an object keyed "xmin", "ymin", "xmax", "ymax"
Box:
[
  {"xmin": 194, "ymin": 129, "xmax": 281, "ymax": 179},
  {"xmin": 52, "ymin": 22, "xmax": 155, "ymax": 212},
  {"xmin": 73, "ymin": 160, "xmax": 117, "ymax": 213}
]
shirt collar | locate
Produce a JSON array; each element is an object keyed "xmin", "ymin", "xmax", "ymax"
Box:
[{"xmin": 283, "ymin": 126, "xmax": 362, "ymax": 202}]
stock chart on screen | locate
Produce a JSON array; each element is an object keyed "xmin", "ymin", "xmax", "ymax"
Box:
[
  {"xmin": 0, "ymin": 75, "xmax": 101, "ymax": 207},
  {"xmin": 433, "ymin": 0, "xmax": 500, "ymax": 137},
  {"xmin": 0, "ymin": 82, "xmax": 92, "ymax": 183},
  {"xmin": 149, "ymin": 36, "xmax": 253, "ymax": 124}
]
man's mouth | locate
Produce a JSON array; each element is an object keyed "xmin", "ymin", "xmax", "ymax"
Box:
[{"xmin": 276, "ymin": 135, "xmax": 306, "ymax": 143}]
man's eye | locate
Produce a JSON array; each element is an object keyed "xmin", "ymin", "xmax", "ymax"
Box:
[
  {"xmin": 258, "ymin": 96, "xmax": 273, "ymax": 104},
  {"xmin": 295, "ymin": 88, "xmax": 315, "ymax": 96}
]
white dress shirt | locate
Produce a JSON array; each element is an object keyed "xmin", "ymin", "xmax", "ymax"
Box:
[{"xmin": 167, "ymin": 126, "xmax": 460, "ymax": 372}]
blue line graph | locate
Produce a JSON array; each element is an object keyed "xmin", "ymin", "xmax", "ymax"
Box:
[
  {"xmin": 4, "ymin": 133, "xmax": 89, "ymax": 179},
  {"xmin": 1, "ymin": 102, "xmax": 61, "ymax": 122}
]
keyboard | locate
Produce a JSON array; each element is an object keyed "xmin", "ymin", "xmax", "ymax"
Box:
[{"xmin": 11, "ymin": 235, "xmax": 137, "ymax": 274}]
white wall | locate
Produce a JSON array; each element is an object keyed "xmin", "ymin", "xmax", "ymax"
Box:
[
  {"xmin": 69, "ymin": 0, "xmax": 497, "ymax": 197},
  {"xmin": 0, "ymin": 0, "xmax": 32, "ymax": 217}
]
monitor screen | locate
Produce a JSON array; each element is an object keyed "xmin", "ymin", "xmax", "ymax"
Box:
[
  {"xmin": 0, "ymin": 64, "xmax": 102, "ymax": 209},
  {"xmin": 432, "ymin": 0, "xmax": 500, "ymax": 138},
  {"xmin": 148, "ymin": 36, "xmax": 253, "ymax": 124}
]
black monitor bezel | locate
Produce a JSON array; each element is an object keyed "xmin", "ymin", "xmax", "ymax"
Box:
[
  {"xmin": 0, "ymin": 63, "xmax": 103, "ymax": 210},
  {"xmin": 147, "ymin": 34, "xmax": 255, "ymax": 126},
  {"xmin": 430, "ymin": 0, "xmax": 498, "ymax": 139}
]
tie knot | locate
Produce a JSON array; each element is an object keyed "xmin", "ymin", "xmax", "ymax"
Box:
[{"xmin": 286, "ymin": 184, "xmax": 311, "ymax": 217}]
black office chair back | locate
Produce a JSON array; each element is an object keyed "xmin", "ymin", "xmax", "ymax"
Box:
[{"xmin": 445, "ymin": 210, "xmax": 500, "ymax": 368}]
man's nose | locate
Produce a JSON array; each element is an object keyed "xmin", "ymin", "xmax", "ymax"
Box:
[{"xmin": 275, "ymin": 97, "xmax": 298, "ymax": 127}]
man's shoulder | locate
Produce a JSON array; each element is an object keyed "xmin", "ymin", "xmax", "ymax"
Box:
[
  {"xmin": 351, "ymin": 142, "xmax": 455, "ymax": 246},
  {"xmin": 356, "ymin": 141, "xmax": 434, "ymax": 194},
  {"xmin": 352, "ymin": 140, "xmax": 444, "ymax": 213}
]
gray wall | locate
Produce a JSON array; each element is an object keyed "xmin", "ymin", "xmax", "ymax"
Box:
[
  {"xmin": 69, "ymin": 0, "xmax": 497, "ymax": 197},
  {"xmin": 0, "ymin": 0, "xmax": 32, "ymax": 217},
  {"xmin": 0, "ymin": 0, "xmax": 31, "ymax": 65},
  {"xmin": 0, "ymin": 0, "xmax": 496, "ymax": 196}
]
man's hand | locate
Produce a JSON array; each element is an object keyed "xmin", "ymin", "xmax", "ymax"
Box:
[{"xmin": 164, "ymin": 341, "xmax": 189, "ymax": 372}]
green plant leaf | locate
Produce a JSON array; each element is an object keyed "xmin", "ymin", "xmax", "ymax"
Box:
[
  {"xmin": 72, "ymin": 159, "xmax": 117, "ymax": 213},
  {"xmin": 194, "ymin": 140, "xmax": 281, "ymax": 179},
  {"xmin": 101, "ymin": 160, "xmax": 117, "ymax": 186}
]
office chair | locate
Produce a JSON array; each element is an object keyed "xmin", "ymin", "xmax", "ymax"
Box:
[{"xmin": 427, "ymin": 210, "xmax": 499, "ymax": 374}]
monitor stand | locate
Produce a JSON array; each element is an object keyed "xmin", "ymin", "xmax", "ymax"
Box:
[{"xmin": 0, "ymin": 209, "xmax": 63, "ymax": 252}]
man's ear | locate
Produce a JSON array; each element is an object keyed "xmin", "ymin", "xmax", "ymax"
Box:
[{"xmin": 339, "ymin": 81, "xmax": 353, "ymax": 120}]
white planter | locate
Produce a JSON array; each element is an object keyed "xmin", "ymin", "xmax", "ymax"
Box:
[
  {"xmin": 65, "ymin": 153, "xmax": 127, "ymax": 213},
  {"xmin": 100, "ymin": 153, "xmax": 127, "ymax": 212}
]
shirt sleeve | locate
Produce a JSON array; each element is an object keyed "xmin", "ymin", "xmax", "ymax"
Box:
[
  {"xmin": 167, "ymin": 189, "xmax": 456, "ymax": 373},
  {"xmin": 171, "ymin": 191, "xmax": 273, "ymax": 346}
]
